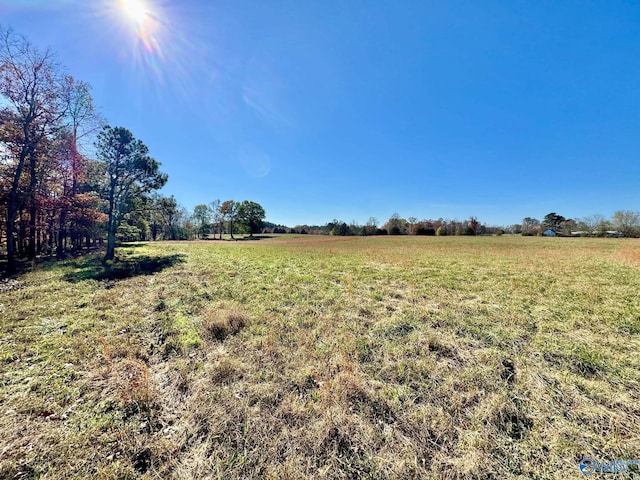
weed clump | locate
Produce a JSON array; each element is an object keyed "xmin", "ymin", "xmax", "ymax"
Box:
[
  {"xmin": 201, "ymin": 308, "xmax": 248, "ymax": 342},
  {"xmin": 115, "ymin": 358, "xmax": 156, "ymax": 415},
  {"xmin": 210, "ymin": 358, "xmax": 245, "ymax": 385}
]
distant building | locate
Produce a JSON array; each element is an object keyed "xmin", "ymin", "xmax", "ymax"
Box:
[
  {"xmin": 569, "ymin": 230, "xmax": 621, "ymax": 238},
  {"xmin": 543, "ymin": 229, "xmax": 557, "ymax": 237}
]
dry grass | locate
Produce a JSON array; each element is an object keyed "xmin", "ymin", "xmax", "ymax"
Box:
[
  {"xmin": 1, "ymin": 236, "xmax": 639, "ymax": 479},
  {"xmin": 200, "ymin": 306, "xmax": 249, "ymax": 342}
]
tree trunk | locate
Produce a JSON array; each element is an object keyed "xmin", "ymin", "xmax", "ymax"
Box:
[
  {"xmin": 6, "ymin": 206, "xmax": 17, "ymax": 274},
  {"xmin": 105, "ymin": 223, "xmax": 116, "ymax": 260},
  {"xmin": 27, "ymin": 152, "xmax": 38, "ymax": 260},
  {"xmin": 57, "ymin": 208, "xmax": 67, "ymax": 258},
  {"xmin": 104, "ymin": 180, "xmax": 117, "ymax": 261},
  {"xmin": 6, "ymin": 154, "xmax": 27, "ymax": 274},
  {"xmin": 19, "ymin": 219, "xmax": 27, "ymax": 258},
  {"xmin": 105, "ymin": 203, "xmax": 117, "ymax": 260},
  {"xmin": 49, "ymin": 216, "xmax": 56, "ymax": 256},
  {"xmin": 36, "ymin": 227, "xmax": 42, "ymax": 256}
]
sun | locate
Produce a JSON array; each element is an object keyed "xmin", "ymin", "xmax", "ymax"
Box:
[
  {"xmin": 103, "ymin": 0, "xmax": 201, "ymax": 98},
  {"xmin": 118, "ymin": 0, "xmax": 149, "ymax": 25}
]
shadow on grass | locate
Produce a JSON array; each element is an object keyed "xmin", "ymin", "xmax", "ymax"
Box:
[
  {"xmin": 0, "ymin": 247, "xmax": 103, "ymax": 279},
  {"xmin": 64, "ymin": 253, "xmax": 186, "ymax": 283},
  {"xmin": 118, "ymin": 242, "xmax": 149, "ymax": 249},
  {"xmin": 235, "ymin": 235, "xmax": 274, "ymax": 241},
  {"xmin": 203, "ymin": 235, "xmax": 274, "ymax": 241}
]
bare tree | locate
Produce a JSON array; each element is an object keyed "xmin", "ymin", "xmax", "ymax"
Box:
[
  {"xmin": 56, "ymin": 76, "xmax": 102, "ymax": 256},
  {"xmin": 612, "ymin": 210, "xmax": 640, "ymax": 237},
  {"xmin": 210, "ymin": 199, "xmax": 223, "ymax": 239},
  {"xmin": 363, "ymin": 216, "xmax": 378, "ymax": 236},
  {"xmin": 521, "ymin": 217, "xmax": 540, "ymax": 235},
  {"xmin": 580, "ymin": 214, "xmax": 606, "ymax": 236}
]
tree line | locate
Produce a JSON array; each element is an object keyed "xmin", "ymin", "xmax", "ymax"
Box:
[
  {"xmin": 264, "ymin": 211, "xmax": 640, "ymax": 238},
  {"xmin": 0, "ymin": 27, "xmax": 168, "ymax": 272},
  {"xmin": 113, "ymin": 197, "xmax": 267, "ymax": 243},
  {"xmin": 191, "ymin": 200, "xmax": 266, "ymax": 240},
  {"xmin": 265, "ymin": 215, "xmax": 496, "ymax": 237},
  {"xmin": 0, "ymin": 27, "xmax": 270, "ymax": 274}
]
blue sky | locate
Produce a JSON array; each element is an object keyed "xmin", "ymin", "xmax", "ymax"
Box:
[{"xmin": 2, "ymin": 0, "xmax": 639, "ymax": 227}]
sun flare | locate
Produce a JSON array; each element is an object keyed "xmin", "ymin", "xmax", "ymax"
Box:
[
  {"xmin": 118, "ymin": 0, "xmax": 148, "ymax": 25},
  {"xmin": 103, "ymin": 0, "xmax": 203, "ymax": 99}
]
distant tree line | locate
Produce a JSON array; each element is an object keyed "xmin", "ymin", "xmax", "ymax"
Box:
[
  {"xmin": 264, "ymin": 214, "xmax": 500, "ymax": 237},
  {"xmin": 263, "ymin": 211, "xmax": 640, "ymax": 239},
  {"xmin": 109, "ymin": 198, "xmax": 268, "ymax": 243},
  {"xmin": 511, "ymin": 211, "xmax": 640, "ymax": 237},
  {"xmin": 186, "ymin": 200, "xmax": 266, "ymax": 240}
]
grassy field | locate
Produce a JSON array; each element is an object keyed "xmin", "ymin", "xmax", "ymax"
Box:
[{"xmin": 1, "ymin": 235, "xmax": 639, "ymax": 479}]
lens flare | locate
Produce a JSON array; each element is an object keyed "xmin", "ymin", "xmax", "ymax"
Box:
[
  {"xmin": 95, "ymin": 0, "xmax": 171, "ymax": 90},
  {"xmin": 94, "ymin": 0, "xmax": 220, "ymax": 109},
  {"xmin": 119, "ymin": 0, "xmax": 148, "ymax": 25}
]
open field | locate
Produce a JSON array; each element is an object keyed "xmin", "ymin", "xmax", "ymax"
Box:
[{"xmin": 1, "ymin": 235, "xmax": 640, "ymax": 479}]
